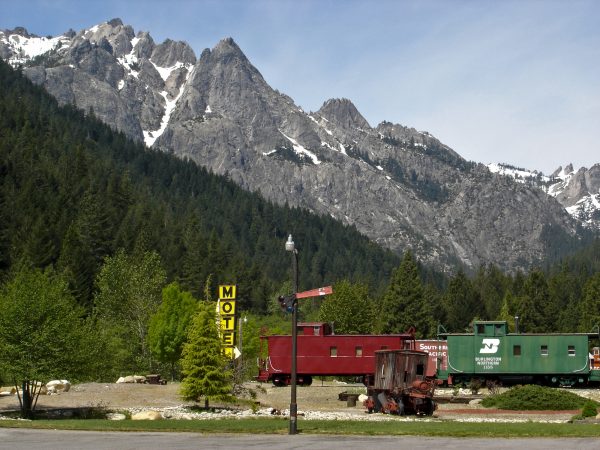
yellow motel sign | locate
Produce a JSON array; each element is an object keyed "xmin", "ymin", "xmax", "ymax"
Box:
[{"xmin": 218, "ymin": 285, "xmax": 238, "ymax": 358}]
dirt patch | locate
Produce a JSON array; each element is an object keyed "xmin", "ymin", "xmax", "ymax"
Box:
[
  {"xmin": 0, "ymin": 381, "xmax": 363, "ymax": 412},
  {"xmin": 0, "ymin": 381, "xmax": 591, "ymax": 422},
  {"xmin": 0, "ymin": 382, "xmax": 192, "ymax": 412}
]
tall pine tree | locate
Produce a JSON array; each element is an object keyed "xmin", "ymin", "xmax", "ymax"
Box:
[
  {"xmin": 180, "ymin": 301, "xmax": 232, "ymax": 408},
  {"xmin": 379, "ymin": 251, "xmax": 433, "ymax": 338}
]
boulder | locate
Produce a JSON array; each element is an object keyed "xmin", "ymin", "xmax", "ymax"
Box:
[
  {"xmin": 0, "ymin": 386, "xmax": 16, "ymax": 395},
  {"xmin": 46, "ymin": 380, "xmax": 70, "ymax": 394},
  {"xmin": 117, "ymin": 375, "xmax": 136, "ymax": 384},
  {"xmin": 131, "ymin": 410, "xmax": 162, "ymax": 420},
  {"xmin": 116, "ymin": 375, "xmax": 145, "ymax": 383}
]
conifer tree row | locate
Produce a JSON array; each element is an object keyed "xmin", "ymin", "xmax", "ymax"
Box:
[{"xmin": 0, "ymin": 59, "xmax": 401, "ymax": 310}]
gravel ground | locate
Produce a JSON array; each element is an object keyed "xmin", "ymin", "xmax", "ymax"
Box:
[{"xmin": 2, "ymin": 381, "xmax": 598, "ymax": 423}]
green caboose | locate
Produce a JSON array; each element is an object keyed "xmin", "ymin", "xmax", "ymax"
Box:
[{"xmin": 438, "ymin": 321, "xmax": 600, "ymax": 386}]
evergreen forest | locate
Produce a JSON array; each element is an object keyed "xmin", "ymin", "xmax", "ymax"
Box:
[{"xmin": 1, "ymin": 59, "xmax": 600, "ymax": 391}]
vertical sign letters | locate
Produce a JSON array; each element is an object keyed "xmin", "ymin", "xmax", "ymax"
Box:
[{"xmin": 218, "ymin": 285, "xmax": 237, "ymax": 358}]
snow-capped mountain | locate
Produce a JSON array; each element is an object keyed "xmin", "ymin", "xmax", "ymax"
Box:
[
  {"xmin": 1, "ymin": 19, "xmax": 592, "ymax": 272},
  {"xmin": 1, "ymin": 19, "xmax": 196, "ymax": 144},
  {"xmin": 488, "ymin": 163, "xmax": 600, "ymax": 229}
]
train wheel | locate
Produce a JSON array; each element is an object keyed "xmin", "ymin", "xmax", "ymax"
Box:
[
  {"xmin": 272, "ymin": 377, "xmax": 287, "ymax": 387},
  {"xmin": 302, "ymin": 375, "xmax": 313, "ymax": 386},
  {"xmin": 424, "ymin": 399, "xmax": 436, "ymax": 416}
]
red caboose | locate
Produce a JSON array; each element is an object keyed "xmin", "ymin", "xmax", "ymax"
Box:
[{"xmin": 257, "ymin": 322, "xmax": 415, "ymax": 386}]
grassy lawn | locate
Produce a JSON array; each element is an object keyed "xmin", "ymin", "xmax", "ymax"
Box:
[{"xmin": 1, "ymin": 417, "xmax": 600, "ymax": 437}]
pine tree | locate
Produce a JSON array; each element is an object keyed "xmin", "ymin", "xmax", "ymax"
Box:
[
  {"xmin": 580, "ymin": 272, "xmax": 600, "ymax": 332},
  {"xmin": 443, "ymin": 269, "xmax": 480, "ymax": 332},
  {"xmin": 516, "ymin": 269, "xmax": 551, "ymax": 332},
  {"xmin": 379, "ymin": 251, "xmax": 433, "ymax": 338},
  {"xmin": 180, "ymin": 301, "xmax": 232, "ymax": 408},
  {"xmin": 179, "ymin": 214, "xmax": 207, "ymax": 298},
  {"xmin": 497, "ymin": 292, "xmax": 516, "ymax": 332}
]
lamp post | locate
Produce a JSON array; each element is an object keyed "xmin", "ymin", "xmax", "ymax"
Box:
[{"xmin": 285, "ymin": 234, "xmax": 299, "ymax": 435}]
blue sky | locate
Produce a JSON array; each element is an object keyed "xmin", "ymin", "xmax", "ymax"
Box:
[{"xmin": 3, "ymin": 0, "xmax": 599, "ymax": 173}]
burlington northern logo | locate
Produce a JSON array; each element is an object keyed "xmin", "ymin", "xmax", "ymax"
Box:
[{"xmin": 479, "ymin": 338, "xmax": 500, "ymax": 354}]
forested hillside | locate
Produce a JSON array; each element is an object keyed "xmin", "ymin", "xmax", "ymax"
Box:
[{"xmin": 0, "ymin": 59, "xmax": 402, "ymax": 312}]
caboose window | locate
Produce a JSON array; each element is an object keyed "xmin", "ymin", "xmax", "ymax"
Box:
[
  {"xmin": 513, "ymin": 345, "xmax": 521, "ymax": 356},
  {"xmin": 330, "ymin": 346, "xmax": 337, "ymax": 357},
  {"xmin": 355, "ymin": 346, "xmax": 363, "ymax": 357},
  {"xmin": 540, "ymin": 345, "xmax": 548, "ymax": 356},
  {"xmin": 477, "ymin": 324, "xmax": 485, "ymax": 334},
  {"xmin": 313, "ymin": 326, "xmax": 320, "ymax": 336},
  {"xmin": 416, "ymin": 364, "xmax": 424, "ymax": 376},
  {"xmin": 568, "ymin": 345, "xmax": 576, "ymax": 356}
]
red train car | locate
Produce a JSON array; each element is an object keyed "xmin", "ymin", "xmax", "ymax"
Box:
[{"xmin": 257, "ymin": 322, "xmax": 415, "ymax": 386}]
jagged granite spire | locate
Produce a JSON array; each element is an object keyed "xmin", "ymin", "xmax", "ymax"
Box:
[{"xmin": 317, "ymin": 98, "xmax": 371, "ymax": 130}]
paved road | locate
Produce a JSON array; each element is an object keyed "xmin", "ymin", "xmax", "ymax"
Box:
[{"xmin": 0, "ymin": 429, "xmax": 599, "ymax": 450}]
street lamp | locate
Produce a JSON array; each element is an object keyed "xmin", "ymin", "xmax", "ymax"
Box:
[{"xmin": 285, "ymin": 234, "xmax": 299, "ymax": 435}]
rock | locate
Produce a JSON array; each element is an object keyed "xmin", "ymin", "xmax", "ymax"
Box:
[
  {"xmin": 106, "ymin": 412, "xmax": 127, "ymax": 420},
  {"xmin": 46, "ymin": 380, "xmax": 70, "ymax": 394},
  {"xmin": 358, "ymin": 394, "xmax": 368, "ymax": 402},
  {"xmin": 469, "ymin": 399, "xmax": 482, "ymax": 406},
  {"xmin": 0, "ymin": 386, "xmax": 16, "ymax": 395},
  {"xmin": 117, "ymin": 376, "xmax": 136, "ymax": 384},
  {"xmin": 116, "ymin": 375, "xmax": 146, "ymax": 383},
  {"xmin": 131, "ymin": 410, "xmax": 162, "ymax": 420}
]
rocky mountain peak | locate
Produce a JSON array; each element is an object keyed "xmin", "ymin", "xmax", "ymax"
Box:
[
  {"xmin": 317, "ymin": 98, "xmax": 371, "ymax": 131},
  {"xmin": 552, "ymin": 163, "xmax": 574, "ymax": 178},
  {"xmin": 132, "ymin": 31, "xmax": 154, "ymax": 59},
  {"xmin": 151, "ymin": 38, "xmax": 196, "ymax": 67},
  {"xmin": 79, "ymin": 18, "xmax": 135, "ymax": 58},
  {"xmin": 210, "ymin": 37, "xmax": 247, "ymax": 60},
  {"xmin": 2, "ymin": 26, "xmax": 31, "ymax": 37},
  {"xmin": 2, "ymin": 19, "xmax": 594, "ymax": 272}
]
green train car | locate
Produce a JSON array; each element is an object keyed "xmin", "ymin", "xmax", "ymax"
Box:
[{"xmin": 437, "ymin": 321, "xmax": 600, "ymax": 387}]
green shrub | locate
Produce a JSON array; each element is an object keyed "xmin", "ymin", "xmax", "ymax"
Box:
[
  {"xmin": 481, "ymin": 385, "xmax": 597, "ymax": 410},
  {"xmin": 581, "ymin": 400, "xmax": 598, "ymax": 418}
]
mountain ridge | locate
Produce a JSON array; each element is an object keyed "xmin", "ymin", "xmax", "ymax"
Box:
[{"xmin": 1, "ymin": 19, "xmax": 594, "ymax": 272}]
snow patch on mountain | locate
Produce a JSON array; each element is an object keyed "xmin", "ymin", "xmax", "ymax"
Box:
[
  {"xmin": 488, "ymin": 162, "xmax": 600, "ymax": 229},
  {"xmin": 487, "ymin": 163, "xmax": 550, "ymax": 183},
  {"xmin": 143, "ymin": 65, "xmax": 194, "ymax": 147},
  {"xmin": 0, "ymin": 31, "xmax": 70, "ymax": 66},
  {"xmin": 280, "ymin": 131, "xmax": 321, "ymax": 165}
]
